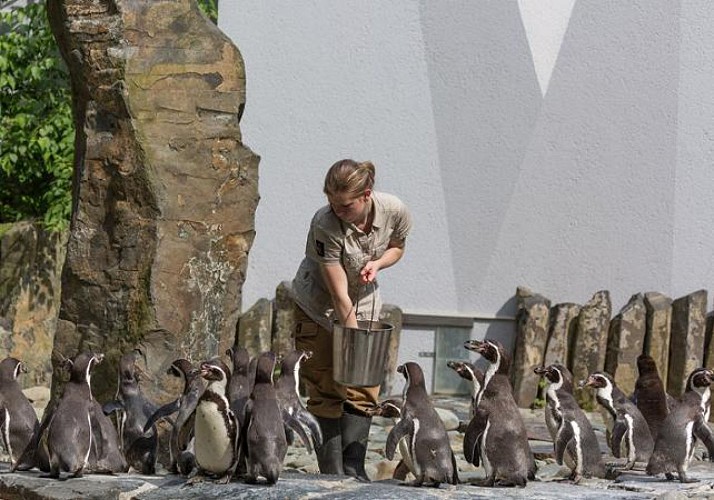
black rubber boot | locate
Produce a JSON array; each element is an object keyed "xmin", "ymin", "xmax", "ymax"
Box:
[
  {"xmin": 341, "ymin": 412, "xmax": 372, "ymax": 482},
  {"xmin": 315, "ymin": 417, "xmax": 344, "ymax": 475}
]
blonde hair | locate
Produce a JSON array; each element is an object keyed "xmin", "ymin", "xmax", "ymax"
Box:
[{"xmin": 323, "ymin": 159, "xmax": 375, "ymax": 197}]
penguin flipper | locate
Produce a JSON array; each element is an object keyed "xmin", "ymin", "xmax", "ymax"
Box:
[
  {"xmin": 282, "ymin": 409, "xmax": 313, "ymax": 454},
  {"xmin": 450, "ymin": 450, "xmax": 460, "ymax": 484},
  {"xmin": 694, "ymin": 417, "xmax": 714, "ymax": 461},
  {"xmin": 144, "ymin": 399, "xmax": 181, "ymax": 433},
  {"xmin": 555, "ymin": 422, "xmax": 575, "ymax": 465},
  {"xmin": 88, "ymin": 404, "xmax": 106, "ymax": 463},
  {"xmin": 462, "ymin": 411, "xmax": 487, "ymax": 466},
  {"xmin": 102, "ymin": 400, "xmax": 124, "ymax": 416},
  {"xmin": 297, "ymin": 408, "xmax": 323, "ymax": 450},
  {"xmin": 610, "ymin": 418, "xmax": 628, "ymax": 459},
  {"xmin": 385, "ymin": 419, "xmax": 412, "ymax": 461}
]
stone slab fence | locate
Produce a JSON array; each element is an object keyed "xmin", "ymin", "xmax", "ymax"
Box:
[{"xmin": 512, "ymin": 285, "xmax": 711, "ymax": 410}]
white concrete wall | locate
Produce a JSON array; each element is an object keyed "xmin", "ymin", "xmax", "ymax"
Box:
[{"xmin": 219, "ymin": 1, "xmax": 714, "ymax": 361}]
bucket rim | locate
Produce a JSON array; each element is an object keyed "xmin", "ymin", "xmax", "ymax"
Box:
[{"xmin": 332, "ymin": 319, "xmax": 394, "ymax": 333}]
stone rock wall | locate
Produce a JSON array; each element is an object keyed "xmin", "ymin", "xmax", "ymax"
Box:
[
  {"xmin": 0, "ymin": 223, "xmax": 66, "ymax": 388},
  {"xmin": 47, "ymin": 0, "xmax": 259, "ymax": 403}
]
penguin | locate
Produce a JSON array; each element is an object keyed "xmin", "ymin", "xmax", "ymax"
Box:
[
  {"xmin": 646, "ymin": 367, "xmax": 714, "ymax": 483},
  {"xmin": 241, "ymin": 351, "xmax": 291, "ymax": 485},
  {"xmin": 143, "ymin": 358, "xmax": 203, "ymax": 476},
  {"xmin": 191, "ymin": 358, "xmax": 239, "ymax": 483},
  {"xmin": 102, "ymin": 350, "xmax": 158, "ymax": 474},
  {"xmin": 226, "ymin": 346, "xmax": 251, "ymax": 428},
  {"xmin": 369, "ymin": 398, "xmax": 414, "ymax": 481},
  {"xmin": 583, "ymin": 371, "xmax": 654, "ymax": 469},
  {"xmin": 446, "ymin": 360, "xmax": 483, "ymax": 423},
  {"xmin": 462, "ymin": 340, "xmax": 533, "ymax": 487},
  {"xmin": 275, "ymin": 349, "xmax": 322, "ymax": 454},
  {"xmin": 45, "ymin": 352, "xmax": 109, "ymax": 478},
  {"xmin": 632, "ymin": 354, "xmax": 670, "ymax": 440},
  {"xmin": 385, "ymin": 361, "xmax": 458, "ymax": 487},
  {"xmin": 0, "ymin": 357, "xmax": 49, "ymax": 472},
  {"xmin": 533, "ymin": 363, "xmax": 605, "ymax": 482}
]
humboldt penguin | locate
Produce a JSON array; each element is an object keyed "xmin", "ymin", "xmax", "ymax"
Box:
[
  {"xmin": 534, "ymin": 363, "xmax": 605, "ymax": 482},
  {"xmin": 226, "ymin": 346, "xmax": 252, "ymax": 428},
  {"xmin": 446, "ymin": 360, "xmax": 483, "ymax": 422},
  {"xmin": 583, "ymin": 371, "xmax": 654, "ymax": 468},
  {"xmin": 192, "ymin": 358, "xmax": 238, "ymax": 483},
  {"xmin": 102, "ymin": 350, "xmax": 158, "ymax": 474},
  {"xmin": 46, "ymin": 352, "xmax": 116, "ymax": 478},
  {"xmin": 633, "ymin": 354, "xmax": 670, "ymax": 440},
  {"xmin": 646, "ymin": 367, "xmax": 714, "ymax": 483},
  {"xmin": 143, "ymin": 358, "xmax": 203, "ymax": 476},
  {"xmin": 275, "ymin": 349, "xmax": 322, "ymax": 454},
  {"xmin": 462, "ymin": 340, "xmax": 532, "ymax": 487},
  {"xmin": 385, "ymin": 361, "xmax": 458, "ymax": 487},
  {"xmin": 242, "ymin": 351, "xmax": 291, "ymax": 485},
  {"xmin": 369, "ymin": 398, "xmax": 414, "ymax": 481},
  {"xmin": 0, "ymin": 357, "xmax": 48, "ymax": 471}
]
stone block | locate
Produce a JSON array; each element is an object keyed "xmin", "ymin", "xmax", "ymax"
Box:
[
  {"xmin": 705, "ymin": 312, "xmax": 714, "ymax": 369},
  {"xmin": 605, "ymin": 293, "xmax": 646, "ymax": 397},
  {"xmin": 544, "ymin": 303, "xmax": 580, "ymax": 368},
  {"xmin": 643, "ymin": 292, "xmax": 672, "ymax": 384},
  {"xmin": 379, "ymin": 304, "xmax": 403, "ymax": 397},
  {"xmin": 571, "ymin": 290, "xmax": 611, "ymax": 409},
  {"xmin": 236, "ymin": 298, "xmax": 272, "ymax": 359},
  {"xmin": 512, "ymin": 287, "xmax": 551, "ymax": 408},
  {"xmin": 272, "ymin": 281, "xmax": 296, "ymax": 356},
  {"xmin": 668, "ymin": 290, "xmax": 707, "ymax": 397}
]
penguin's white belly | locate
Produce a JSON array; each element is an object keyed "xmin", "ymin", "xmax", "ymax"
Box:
[{"xmin": 194, "ymin": 403, "xmax": 232, "ymax": 473}]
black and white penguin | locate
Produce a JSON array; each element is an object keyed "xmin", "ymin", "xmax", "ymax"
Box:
[
  {"xmin": 385, "ymin": 361, "xmax": 458, "ymax": 487},
  {"xmin": 102, "ymin": 350, "xmax": 158, "ymax": 474},
  {"xmin": 533, "ymin": 363, "xmax": 605, "ymax": 482},
  {"xmin": 242, "ymin": 351, "xmax": 288, "ymax": 485},
  {"xmin": 45, "ymin": 352, "xmax": 109, "ymax": 478},
  {"xmin": 226, "ymin": 346, "xmax": 252, "ymax": 428},
  {"xmin": 633, "ymin": 354, "xmax": 670, "ymax": 440},
  {"xmin": 0, "ymin": 357, "xmax": 48, "ymax": 472},
  {"xmin": 446, "ymin": 360, "xmax": 483, "ymax": 423},
  {"xmin": 275, "ymin": 349, "xmax": 322, "ymax": 454},
  {"xmin": 583, "ymin": 371, "xmax": 654, "ymax": 469},
  {"xmin": 144, "ymin": 358, "xmax": 204, "ymax": 476},
  {"xmin": 462, "ymin": 340, "xmax": 533, "ymax": 487},
  {"xmin": 192, "ymin": 358, "xmax": 239, "ymax": 483},
  {"xmin": 369, "ymin": 398, "xmax": 414, "ymax": 481},
  {"xmin": 646, "ymin": 367, "xmax": 714, "ymax": 483}
]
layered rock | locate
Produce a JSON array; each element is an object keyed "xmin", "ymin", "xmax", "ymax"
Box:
[
  {"xmin": 605, "ymin": 293, "xmax": 645, "ymax": 396},
  {"xmin": 643, "ymin": 292, "xmax": 672, "ymax": 384},
  {"xmin": 47, "ymin": 0, "xmax": 259, "ymax": 403},
  {"xmin": 512, "ymin": 286, "xmax": 550, "ymax": 407},
  {"xmin": 667, "ymin": 290, "xmax": 707, "ymax": 397}
]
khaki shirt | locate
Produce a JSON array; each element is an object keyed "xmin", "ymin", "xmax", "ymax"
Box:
[{"xmin": 292, "ymin": 191, "xmax": 412, "ymax": 330}]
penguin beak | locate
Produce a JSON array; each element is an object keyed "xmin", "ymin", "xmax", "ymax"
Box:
[
  {"xmin": 463, "ymin": 339, "xmax": 486, "ymax": 354},
  {"xmin": 533, "ymin": 366, "xmax": 547, "ymax": 375},
  {"xmin": 397, "ymin": 364, "xmax": 405, "ymax": 375}
]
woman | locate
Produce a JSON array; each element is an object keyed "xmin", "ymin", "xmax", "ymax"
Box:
[{"xmin": 292, "ymin": 159, "xmax": 412, "ymax": 480}]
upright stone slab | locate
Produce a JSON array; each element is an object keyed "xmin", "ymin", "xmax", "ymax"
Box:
[
  {"xmin": 667, "ymin": 290, "xmax": 707, "ymax": 397},
  {"xmin": 705, "ymin": 313, "xmax": 714, "ymax": 369},
  {"xmin": 47, "ymin": 0, "xmax": 259, "ymax": 403},
  {"xmin": 643, "ymin": 292, "xmax": 672, "ymax": 384},
  {"xmin": 512, "ymin": 287, "xmax": 551, "ymax": 407},
  {"xmin": 237, "ymin": 298, "xmax": 273, "ymax": 359},
  {"xmin": 571, "ymin": 290, "xmax": 611, "ymax": 409},
  {"xmin": 272, "ymin": 281, "xmax": 296, "ymax": 356},
  {"xmin": 379, "ymin": 304, "xmax": 403, "ymax": 397},
  {"xmin": 544, "ymin": 303, "xmax": 581, "ymax": 368},
  {"xmin": 605, "ymin": 293, "xmax": 646, "ymax": 396}
]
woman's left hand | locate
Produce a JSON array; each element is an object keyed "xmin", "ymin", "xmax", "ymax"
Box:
[{"xmin": 360, "ymin": 261, "xmax": 380, "ymax": 284}]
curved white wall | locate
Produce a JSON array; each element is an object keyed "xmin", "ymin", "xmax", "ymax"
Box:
[{"xmin": 220, "ymin": 1, "xmax": 714, "ymax": 339}]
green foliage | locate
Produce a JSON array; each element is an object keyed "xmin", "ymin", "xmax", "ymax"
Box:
[
  {"xmin": 0, "ymin": 2, "xmax": 73, "ymax": 231},
  {"xmin": 197, "ymin": 0, "xmax": 218, "ymax": 24}
]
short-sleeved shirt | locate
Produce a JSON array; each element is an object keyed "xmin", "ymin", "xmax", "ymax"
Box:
[{"xmin": 292, "ymin": 191, "xmax": 412, "ymax": 331}]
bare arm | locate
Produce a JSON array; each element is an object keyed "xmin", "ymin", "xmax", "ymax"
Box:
[
  {"xmin": 320, "ymin": 263, "xmax": 358, "ymax": 328},
  {"xmin": 360, "ymin": 240, "xmax": 405, "ymax": 284}
]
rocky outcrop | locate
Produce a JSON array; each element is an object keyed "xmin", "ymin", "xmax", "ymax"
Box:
[
  {"xmin": 544, "ymin": 302, "xmax": 580, "ymax": 368},
  {"xmin": 667, "ymin": 289, "xmax": 707, "ymax": 397},
  {"xmin": 605, "ymin": 293, "xmax": 645, "ymax": 396},
  {"xmin": 512, "ymin": 287, "xmax": 550, "ymax": 407},
  {"xmin": 47, "ymin": 0, "xmax": 259, "ymax": 403},
  {"xmin": 0, "ymin": 223, "xmax": 66, "ymax": 387},
  {"xmin": 643, "ymin": 292, "xmax": 672, "ymax": 384}
]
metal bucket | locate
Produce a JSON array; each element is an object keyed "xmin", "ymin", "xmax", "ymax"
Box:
[{"xmin": 333, "ymin": 320, "xmax": 394, "ymax": 387}]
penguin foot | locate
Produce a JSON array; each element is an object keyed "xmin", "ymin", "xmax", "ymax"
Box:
[
  {"xmin": 183, "ymin": 474, "xmax": 206, "ymax": 487},
  {"xmin": 678, "ymin": 474, "xmax": 699, "ymax": 483},
  {"xmin": 469, "ymin": 477, "xmax": 495, "ymax": 487}
]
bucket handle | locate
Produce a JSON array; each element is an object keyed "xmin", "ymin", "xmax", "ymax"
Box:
[{"xmin": 352, "ymin": 281, "xmax": 377, "ymax": 333}]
